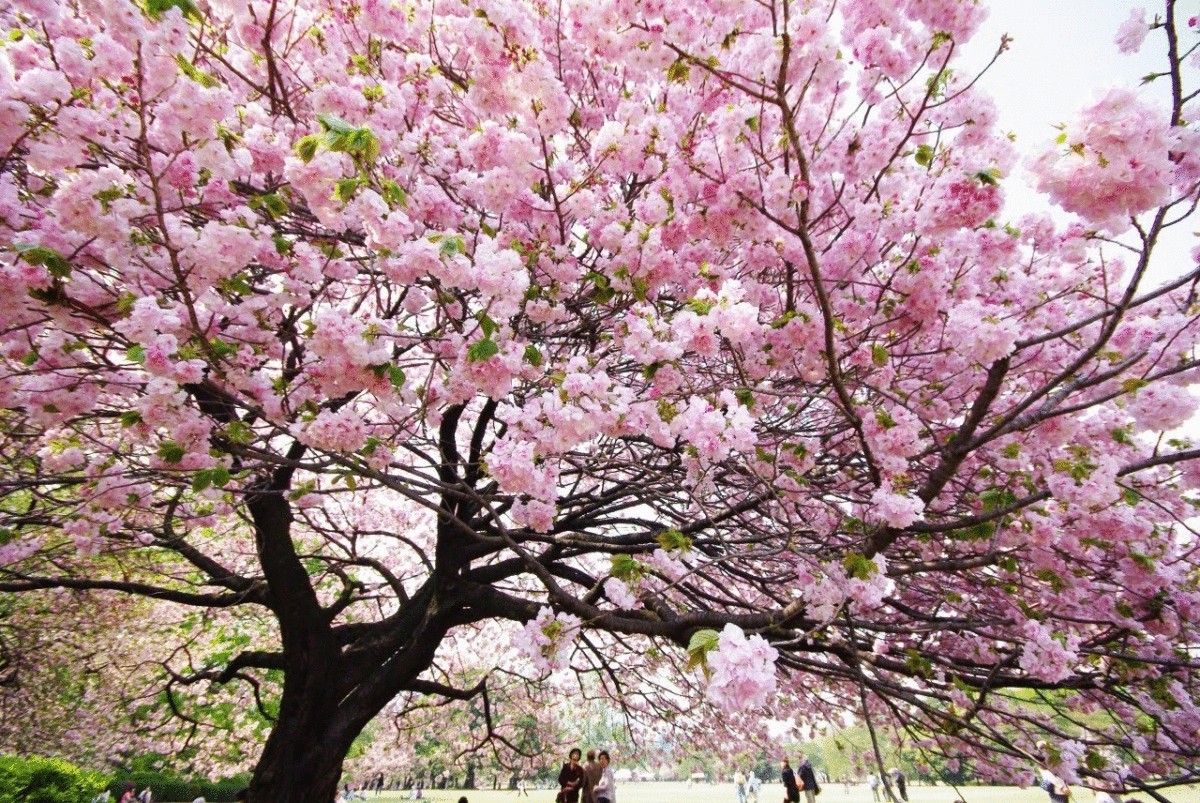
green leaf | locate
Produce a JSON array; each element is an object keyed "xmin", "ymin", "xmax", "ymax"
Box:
[
  {"xmin": 914, "ymin": 144, "xmax": 935, "ymax": 167},
  {"xmin": 17, "ymin": 244, "xmax": 71, "ymax": 278},
  {"xmin": 208, "ymin": 338, "xmax": 237, "ymax": 359},
  {"xmin": 261, "ymin": 193, "xmax": 288, "ymax": 218},
  {"xmin": 870, "ymin": 343, "xmax": 888, "ymax": 367},
  {"xmin": 981, "ymin": 488, "xmax": 1017, "ymax": 512},
  {"xmin": 734, "ymin": 388, "xmax": 755, "ymax": 409},
  {"xmin": 610, "ymin": 554, "xmax": 646, "ymax": 582},
  {"xmin": 174, "ymin": 53, "xmax": 218, "ymax": 87},
  {"xmin": 1121, "ymin": 377, "xmax": 1148, "ymax": 394},
  {"xmin": 842, "ymin": 552, "xmax": 876, "ymax": 580},
  {"xmin": 381, "ymin": 180, "xmax": 408, "ymax": 207},
  {"xmin": 439, "ymin": 235, "xmax": 465, "ymax": 257},
  {"xmin": 687, "ymin": 298, "xmax": 716, "ymax": 315},
  {"xmin": 655, "ymin": 528, "xmax": 692, "ymax": 553},
  {"xmin": 20, "ymin": 351, "xmax": 38, "ymax": 366},
  {"xmin": 126, "ymin": 345, "xmax": 147, "ymax": 364},
  {"xmin": 666, "ymin": 59, "xmax": 691, "ymax": 84},
  {"xmin": 387, "ymin": 365, "xmax": 405, "ymax": 388},
  {"xmin": 120, "ymin": 411, "xmax": 143, "ymax": 427},
  {"xmin": 332, "ymin": 177, "xmax": 360, "ymax": 203},
  {"xmin": 224, "ymin": 420, "xmax": 253, "ymax": 444},
  {"xmin": 295, "ymin": 134, "xmax": 321, "ymax": 163},
  {"xmin": 157, "ymin": 441, "xmax": 186, "ymax": 464},
  {"xmin": 467, "ymin": 338, "xmax": 499, "ymax": 362},
  {"xmin": 523, "ymin": 345, "xmax": 543, "ymax": 367},
  {"xmin": 477, "ymin": 312, "xmax": 497, "ymax": 337},
  {"xmin": 974, "ymin": 169, "xmax": 999, "ymax": 186},
  {"xmin": 686, "ymin": 628, "xmax": 721, "ymax": 673},
  {"xmin": 145, "ymin": 0, "xmax": 201, "ymax": 20},
  {"xmin": 317, "ymin": 113, "xmax": 357, "ymax": 135}
]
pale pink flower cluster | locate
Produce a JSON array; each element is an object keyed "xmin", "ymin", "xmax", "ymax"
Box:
[
  {"xmin": 798, "ymin": 556, "xmax": 894, "ymax": 620},
  {"xmin": 919, "ymin": 176, "xmax": 1002, "ymax": 237},
  {"xmin": 512, "ymin": 607, "xmax": 581, "ymax": 674},
  {"xmin": 1019, "ymin": 620, "xmax": 1078, "ymax": 683},
  {"xmin": 704, "ymin": 624, "xmax": 779, "ymax": 712},
  {"xmin": 297, "ymin": 408, "xmax": 370, "ymax": 453},
  {"xmin": 1127, "ymin": 383, "xmax": 1197, "ymax": 432},
  {"xmin": 869, "ymin": 482, "xmax": 925, "ymax": 528},
  {"xmin": 305, "ymin": 310, "xmax": 392, "ymax": 395},
  {"xmin": 645, "ymin": 548, "xmax": 691, "ymax": 582},
  {"xmin": 1045, "ymin": 453, "xmax": 1122, "ymax": 509},
  {"xmin": 945, "ymin": 300, "xmax": 1018, "ymax": 366},
  {"xmin": 669, "ymin": 392, "xmax": 757, "ymax": 464},
  {"xmin": 862, "ymin": 403, "xmax": 924, "ymax": 476},
  {"xmin": 1031, "ymin": 89, "xmax": 1176, "ymax": 230},
  {"xmin": 1114, "ymin": 8, "xmax": 1149, "ymax": 54},
  {"xmin": 603, "ymin": 577, "xmax": 642, "ymax": 609}
]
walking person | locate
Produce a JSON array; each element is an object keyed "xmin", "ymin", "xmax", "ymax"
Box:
[
  {"xmin": 1034, "ymin": 742, "xmax": 1071, "ymax": 803},
  {"xmin": 557, "ymin": 748, "xmax": 586, "ymax": 803},
  {"xmin": 1037, "ymin": 767, "xmax": 1071, "ymax": 803},
  {"xmin": 733, "ymin": 769, "xmax": 747, "ymax": 803},
  {"xmin": 747, "ymin": 771, "xmax": 761, "ymax": 803},
  {"xmin": 867, "ymin": 775, "xmax": 880, "ymax": 802},
  {"xmin": 781, "ymin": 759, "xmax": 800, "ymax": 803},
  {"xmin": 886, "ymin": 769, "xmax": 907, "ymax": 803},
  {"xmin": 797, "ymin": 755, "xmax": 819, "ymax": 803},
  {"xmin": 594, "ymin": 751, "xmax": 616, "ymax": 803}
]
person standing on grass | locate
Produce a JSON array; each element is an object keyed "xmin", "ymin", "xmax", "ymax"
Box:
[
  {"xmin": 594, "ymin": 750, "xmax": 616, "ymax": 803},
  {"xmin": 557, "ymin": 748, "xmax": 586, "ymax": 803},
  {"xmin": 781, "ymin": 759, "xmax": 800, "ymax": 803},
  {"xmin": 867, "ymin": 774, "xmax": 880, "ymax": 801},
  {"xmin": 748, "ymin": 770, "xmax": 762, "ymax": 803},
  {"xmin": 733, "ymin": 769, "xmax": 747, "ymax": 803},
  {"xmin": 796, "ymin": 755, "xmax": 819, "ymax": 803},
  {"xmin": 1038, "ymin": 768, "xmax": 1071, "ymax": 803},
  {"xmin": 583, "ymin": 750, "xmax": 602, "ymax": 803}
]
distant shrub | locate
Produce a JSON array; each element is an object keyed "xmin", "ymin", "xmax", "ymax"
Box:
[
  {"xmin": 106, "ymin": 770, "xmax": 249, "ymax": 802},
  {"xmin": 0, "ymin": 754, "xmax": 107, "ymax": 803}
]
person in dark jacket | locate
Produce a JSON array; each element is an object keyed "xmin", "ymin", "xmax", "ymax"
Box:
[
  {"xmin": 557, "ymin": 749, "xmax": 586, "ymax": 803},
  {"xmin": 886, "ymin": 768, "xmax": 908, "ymax": 802},
  {"xmin": 796, "ymin": 755, "xmax": 819, "ymax": 803},
  {"xmin": 781, "ymin": 759, "xmax": 799, "ymax": 803}
]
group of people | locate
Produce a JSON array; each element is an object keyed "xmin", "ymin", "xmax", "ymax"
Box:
[
  {"xmin": 97, "ymin": 783, "xmax": 153, "ymax": 803},
  {"xmin": 557, "ymin": 749, "xmax": 616, "ymax": 803},
  {"xmin": 731, "ymin": 769, "xmax": 763, "ymax": 803},
  {"xmin": 865, "ymin": 769, "xmax": 906, "ymax": 802},
  {"xmin": 780, "ymin": 755, "xmax": 821, "ymax": 803}
]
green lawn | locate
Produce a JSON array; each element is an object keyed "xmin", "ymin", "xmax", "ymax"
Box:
[{"xmin": 353, "ymin": 780, "xmax": 1200, "ymax": 803}]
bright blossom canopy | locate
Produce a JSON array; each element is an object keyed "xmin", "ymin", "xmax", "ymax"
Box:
[{"xmin": 0, "ymin": 0, "xmax": 1198, "ymax": 799}]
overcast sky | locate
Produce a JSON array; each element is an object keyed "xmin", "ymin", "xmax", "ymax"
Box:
[{"xmin": 959, "ymin": 1, "xmax": 1194, "ymax": 284}]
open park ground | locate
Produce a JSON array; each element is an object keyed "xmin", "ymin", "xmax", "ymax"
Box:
[{"xmin": 339, "ymin": 781, "xmax": 1200, "ymax": 803}]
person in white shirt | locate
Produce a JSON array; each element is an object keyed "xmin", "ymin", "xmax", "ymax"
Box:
[{"xmin": 593, "ymin": 751, "xmax": 616, "ymax": 803}]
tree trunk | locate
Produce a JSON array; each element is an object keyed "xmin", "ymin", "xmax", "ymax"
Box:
[
  {"xmin": 244, "ymin": 679, "xmax": 371, "ymax": 803},
  {"xmin": 246, "ymin": 727, "xmax": 347, "ymax": 803}
]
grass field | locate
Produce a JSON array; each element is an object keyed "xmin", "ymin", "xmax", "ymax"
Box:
[{"xmin": 344, "ymin": 780, "xmax": 1200, "ymax": 803}]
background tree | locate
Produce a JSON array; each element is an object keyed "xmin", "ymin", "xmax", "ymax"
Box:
[{"xmin": 1, "ymin": 0, "xmax": 1199, "ymax": 801}]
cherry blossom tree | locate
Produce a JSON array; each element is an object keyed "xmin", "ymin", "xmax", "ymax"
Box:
[{"xmin": 1, "ymin": 0, "xmax": 1199, "ymax": 800}]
